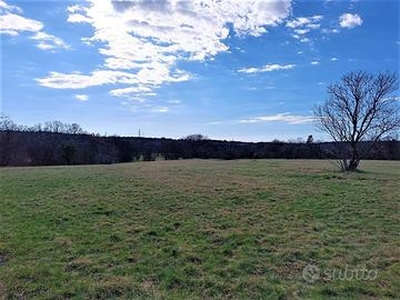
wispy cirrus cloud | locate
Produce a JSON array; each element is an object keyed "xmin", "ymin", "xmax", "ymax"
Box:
[
  {"xmin": 37, "ymin": 0, "xmax": 292, "ymax": 102},
  {"xmin": 240, "ymin": 113, "xmax": 314, "ymax": 124},
  {"xmin": 339, "ymin": 13, "xmax": 363, "ymax": 29},
  {"xmin": 238, "ymin": 63, "xmax": 296, "ymax": 74}
]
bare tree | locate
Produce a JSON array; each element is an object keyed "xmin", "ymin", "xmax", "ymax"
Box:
[
  {"xmin": 184, "ymin": 134, "xmax": 209, "ymax": 141},
  {"xmin": 43, "ymin": 120, "xmax": 65, "ymax": 133},
  {"xmin": 0, "ymin": 114, "xmax": 19, "ymax": 131},
  {"xmin": 314, "ymin": 71, "xmax": 400, "ymax": 171},
  {"xmin": 67, "ymin": 123, "xmax": 84, "ymax": 134}
]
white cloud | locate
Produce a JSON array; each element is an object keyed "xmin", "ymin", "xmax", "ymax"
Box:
[
  {"xmin": 330, "ymin": 57, "xmax": 338, "ymax": 61},
  {"xmin": 37, "ymin": 70, "xmax": 139, "ymax": 89},
  {"xmin": 300, "ymin": 37, "xmax": 311, "ymax": 43},
  {"xmin": 38, "ymin": 0, "xmax": 292, "ymax": 101},
  {"xmin": 339, "ymin": 13, "xmax": 363, "ymax": 29},
  {"xmin": 31, "ymin": 32, "xmax": 70, "ymax": 50},
  {"xmin": 286, "ymin": 15, "xmax": 322, "ymax": 44},
  {"xmin": 75, "ymin": 94, "xmax": 89, "ymax": 101},
  {"xmin": 238, "ymin": 63, "xmax": 296, "ymax": 74},
  {"xmin": 286, "ymin": 15, "xmax": 323, "ymax": 29},
  {"xmin": 294, "ymin": 29, "xmax": 310, "ymax": 35},
  {"xmin": 66, "ymin": 5, "xmax": 83, "ymax": 14},
  {"xmin": 0, "ymin": 11, "xmax": 43, "ymax": 35},
  {"xmin": 111, "ymin": 86, "xmax": 152, "ymax": 95},
  {"xmin": 0, "ymin": 1, "xmax": 69, "ymax": 51},
  {"xmin": 240, "ymin": 113, "xmax": 314, "ymax": 124},
  {"xmin": 0, "ymin": 1, "xmax": 22, "ymax": 13},
  {"xmin": 311, "ymin": 60, "xmax": 320, "ymax": 65}
]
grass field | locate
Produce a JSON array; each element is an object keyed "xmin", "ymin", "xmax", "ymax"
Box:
[{"xmin": 0, "ymin": 159, "xmax": 399, "ymax": 299}]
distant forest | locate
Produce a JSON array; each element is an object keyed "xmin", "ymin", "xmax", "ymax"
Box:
[{"xmin": 1, "ymin": 117, "xmax": 399, "ymax": 166}]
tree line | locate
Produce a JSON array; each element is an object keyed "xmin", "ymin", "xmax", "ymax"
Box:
[
  {"xmin": 0, "ymin": 117, "xmax": 86, "ymax": 135},
  {"xmin": 1, "ymin": 116, "xmax": 399, "ymax": 166}
]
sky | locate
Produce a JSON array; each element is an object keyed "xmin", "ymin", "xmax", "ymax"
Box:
[{"xmin": 1, "ymin": 0, "xmax": 399, "ymax": 142}]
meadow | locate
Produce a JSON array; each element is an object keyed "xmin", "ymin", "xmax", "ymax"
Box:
[{"xmin": 0, "ymin": 159, "xmax": 399, "ymax": 299}]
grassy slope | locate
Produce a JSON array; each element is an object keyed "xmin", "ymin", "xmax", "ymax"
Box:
[{"xmin": 0, "ymin": 160, "xmax": 399, "ymax": 299}]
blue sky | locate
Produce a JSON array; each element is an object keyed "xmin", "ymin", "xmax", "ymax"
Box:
[{"xmin": 1, "ymin": 0, "xmax": 399, "ymax": 141}]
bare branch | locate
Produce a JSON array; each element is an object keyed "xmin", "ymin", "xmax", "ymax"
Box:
[{"xmin": 314, "ymin": 70, "xmax": 399, "ymax": 171}]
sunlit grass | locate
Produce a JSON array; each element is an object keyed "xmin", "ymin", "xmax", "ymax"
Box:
[{"xmin": 0, "ymin": 159, "xmax": 399, "ymax": 299}]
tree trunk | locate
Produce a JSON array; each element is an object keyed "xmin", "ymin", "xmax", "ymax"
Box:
[
  {"xmin": 346, "ymin": 145, "xmax": 359, "ymax": 171},
  {"xmin": 347, "ymin": 159, "xmax": 359, "ymax": 171}
]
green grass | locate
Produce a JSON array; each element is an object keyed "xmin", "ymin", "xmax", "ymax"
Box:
[{"xmin": 0, "ymin": 159, "xmax": 399, "ymax": 299}]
